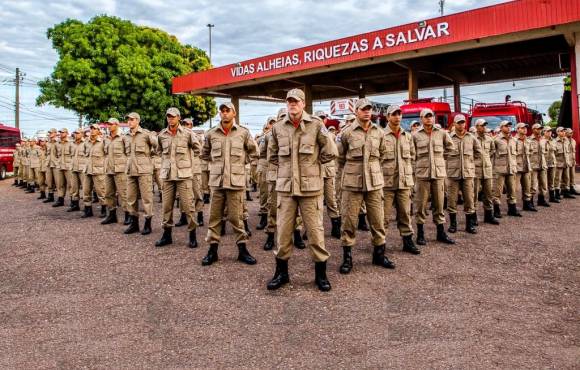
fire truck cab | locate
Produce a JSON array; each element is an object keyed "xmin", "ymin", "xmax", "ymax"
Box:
[
  {"xmin": 400, "ymin": 98, "xmax": 466, "ymax": 131},
  {"xmin": 469, "ymin": 101, "xmax": 543, "ymax": 135}
]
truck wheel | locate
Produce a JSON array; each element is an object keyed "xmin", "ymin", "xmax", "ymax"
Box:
[{"xmin": 0, "ymin": 165, "xmax": 6, "ymax": 180}]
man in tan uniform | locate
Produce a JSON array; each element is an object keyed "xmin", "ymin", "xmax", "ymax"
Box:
[
  {"xmin": 67, "ymin": 128, "xmax": 85, "ymax": 212},
  {"xmin": 151, "ymin": 133, "xmax": 163, "ymax": 203},
  {"xmin": 315, "ymin": 111, "xmax": 341, "ymax": 238},
  {"xmin": 26, "ymin": 139, "xmax": 41, "ymax": 193},
  {"xmin": 492, "ymin": 121, "xmax": 521, "ymax": 217},
  {"xmin": 102, "ymin": 118, "xmax": 130, "ymax": 225},
  {"xmin": 336, "ymin": 98, "xmax": 394, "ymax": 274},
  {"xmin": 382, "ymin": 105, "xmax": 419, "ymax": 254},
  {"xmin": 124, "ymin": 112, "xmax": 158, "ymax": 235},
  {"xmin": 19, "ymin": 140, "xmax": 29, "ymax": 190},
  {"xmin": 566, "ymin": 128, "xmax": 578, "ymax": 195},
  {"xmin": 544, "ymin": 127, "xmax": 559, "ymax": 203},
  {"xmin": 154, "ymin": 108, "xmax": 201, "ymax": 248},
  {"xmin": 199, "ymin": 102, "xmax": 257, "ymax": 266},
  {"xmin": 53, "ymin": 128, "xmax": 73, "ymax": 208},
  {"xmin": 81, "ymin": 124, "xmax": 106, "ymax": 218},
  {"xmin": 514, "ymin": 123, "xmax": 536, "ymax": 211},
  {"xmin": 267, "ymin": 89, "xmax": 334, "ymax": 292},
  {"xmin": 413, "ymin": 108, "xmax": 455, "ymax": 246},
  {"xmin": 554, "ymin": 127, "xmax": 574, "ymax": 199},
  {"xmin": 445, "ymin": 114, "xmax": 481, "ymax": 234},
  {"xmin": 12, "ymin": 143, "xmax": 21, "ymax": 187},
  {"xmin": 473, "ymin": 119, "xmax": 499, "ymax": 225},
  {"xmin": 256, "ymin": 117, "xmax": 275, "ymax": 230},
  {"xmin": 528, "ymin": 123, "xmax": 550, "ymax": 207},
  {"xmin": 43, "ymin": 129, "xmax": 59, "ymax": 203}
]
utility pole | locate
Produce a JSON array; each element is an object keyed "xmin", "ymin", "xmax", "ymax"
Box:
[
  {"xmin": 439, "ymin": 0, "xmax": 445, "ymax": 16},
  {"xmin": 207, "ymin": 23, "xmax": 215, "ymax": 128},
  {"xmin": 15, "ymin": 68, "xmax": 21, "ymax": 129},
  {"xmin": 78, "ymin": 113, "xmax": 82, "ymax": 128}
]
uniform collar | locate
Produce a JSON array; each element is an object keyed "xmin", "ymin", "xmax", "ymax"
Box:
[
  {"xmin": 283, "ymin": 111, "xmax": 313, "ymax": 131},
  {"xmin": 352, "ymin": 118, "xmax": 376, "ymax": 132},
  {"xmin": 218, "ymin": 122, "xmax": 239, "ymax": 135},
  {"xmin": 384, "ymin": 125, "xmax": 406, "ymax": 136}
]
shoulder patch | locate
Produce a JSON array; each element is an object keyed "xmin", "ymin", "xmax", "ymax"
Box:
[{"xmin": 320, "ymin": 125, "xmax": 329, "ymax": 135}]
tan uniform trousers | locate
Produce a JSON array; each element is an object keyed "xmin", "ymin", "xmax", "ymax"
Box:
[
  {"xmin": 547, "ymin": 167, "xmax": 556, "ymax": 190},
  {"xmin": 324, "ymin": 177, "xmax": 340, "ymax": 219},
  {"xmin": 415, "ymin": 178, "xmax": 446, "ymax": 225},
  {"xmin": 37, "ymin": 170, "xmax": 46, "ymax": 192},
  {"xmin": 207, "ymin": 189, "xmax": 246, "ymax": 245},
  {"xmin": 258, "ymin": 170, "xmax": 268, "ymax": 215},
  {"xmin": 26, "ymin": 167, "xmax": 34, "ymax": 184},
  {"xmin": 341, "ymin": 189, "xmax": 385, "ymax": 247},
  {"xmin": 55, "ymin": 169, "xmax": 71, "ymax": 198},
  {"xmin": 384, "ymin": 188, "xmax": 413, "ymax": 237},
  {"xmin": 193, "ymin": 174, "xmax": 203, "ymax": 213},
  {"xmin": 105, "ymin": 173, "xmax": 128, "ymax": 210},
  {"xmin": 266, "ymin": 181, "xmax": 303, "ymax": 234},
  {"xmin": 516, "ymin": 172, "xmax": 532, "ymax": 201},
  {"xmin": 46, "ymin": 167, "xmax": 58, "ymax": 193},
  {"xmin": 152, "ymin": 168, "xmax": 162, "ymax": 194},
  {"xmin": 163, "ymin": 180, "xmax": 196, "ymax": 231},
  {"xmin": 530, "ymin": 169, "xmax": 547, "ymax": 197},
  {"xmin": 201, "ymin": 170, "xmax": 210, "ymax": 196},
  {"xmin": 28, "ymin": 168, "xmax": 39, "ymax": 185},
  {"xmin": 83, "ymin": 174, "xmax": 105, "ymax": 207},
  {"xmin": 69, "ymin": 171, "xmax": 83, "ymax": 201},
  {"xmin": 493, "ymin": 174, "xmax": 517, "ymax": 205},
  {"xmin": 127, "ymin": 175, "xmax": 153, "ymax": 218},
  {"xmin": 13, "ymin": 166, "xmax": 19, "ymax": 180},
  {"xmin": 474, "ymin": 177, "xmax": 494, "ymax": 211},
  {"xmin": 568, "ymin": 167, "xmax": 576, "ymax": 189},
  {"xmin": 275, "ymin": 194, "xmax": 330, "ymax": 263},
  {"xmin": 18, "ymin": 166, "xmax": 24, "ymax": 181},
  {"xmin": 554, "ymin": 168, "xmax": 569, "ymax": 190},
  {"xmin": 447, "ymin": 178, "xmax": 475, "ymax": 215}
]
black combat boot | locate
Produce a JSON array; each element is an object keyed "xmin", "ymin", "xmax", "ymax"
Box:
[
  {"xmin": 314, "ymin": 261, "xmax": 331, "ymax": 292},
  {"xmin": 52, "ymin": 196, "xmax": 64, "ymax": 207},
  {"xmin": 416, "ymin": 224, "xmax": 426, "ymax": 245},
  {"xmin": 237, "ymin": 243, "xmax": 257, "ymax": 265},
  {"xmin": 537, "ymin": 194, "xmax": 550, "ymax": 207},
  {"xmin": 123, "ymin": 211, "xmax": 131, "ymax": 225},
  {"xmin": 256, "ymin": 213, "xmax": 267, "ymax": 230},
  {"xmin": 252, "ymin": 182, "xmax": 257, "ymax": 192},
  {"xmin": 155, "ymin": 228, "xmax": 172, "ymax": 247},
  {"xmin": 493, "ymin": 203, "xmax": 503, "ymax": 218},
  {"xmin": 473, "ymin": 212, "xmax": 478, "ymax": 226},
  {"xmin": 507, "ymin": 203, "xmax": 522, "ymax": 217},
  {"xmin": 339, "ymin": 246, "xmax": 353, "ymax": 274},
  {"xmin": 549, "ymin": 190, "xmax": 559, "ymax": 203},
  {"xmin": 141, "ymin": 217, "xmax": 152, "ymax": 235},
  {"xmin": 466, "ymin": 213, "xmax": 477, "ymax": 234},
  {"xmin": 175, "ymin": 212, "xmax": 187, "ymax": 227},
  {"xmin": 562, "ymin": 189, "xmax": 576, "ymax": 199},
  {"xmin": 43, "ymin": 192, "xmax": 55, "ymax": 203},
  {"xmin": 246, "ymin": 191, "xmax": 252, "ymax": 201},
  {"xmin": 436, "ymin": 224, "xmax": 455, "ymax": 244},
  {"xmin": 330, "ymin": 217, "xmax": 341, "ymax": 239},
  {"xmin": 81, "ymin": 206, "xmax": 93, "ymax": 218},
  {"xmin": 555, "ymin": 189, "xmax": 562, "ymax": 201},
  {"xmin": 484, "ymin": 209, "xmax": 500, "ymax": 225},
  {"xmin": 25, "ymin": 184, "xmax": 35, "ymax": 193},
  {"xmin": 124, "ymin": 215, "xmax": 140, "ymax": 234},
  {"xmin": 92, "ymin": 191, "xmax": 98, "ymax": 203},
  {"xmin": 357, "ymin": 213, "xmax": 369, "ymax": 231},
  {"xmin": 201, "ymin": 244, "xmax": 219, "ymax": 266},
  {"xmin": 12, "ymin": 178, "xmax": 18, "ymax": 186},
  {"xmin": 267, "ymin": 258, "xmax": 289, "ymax": 290},
  {"xmin": 571, "ymin": 186, "xmax": 580, "ymax": 196},
  {"xmin": 197, "ymin": 211, "xmax": 204, "ymax": 227},
  {"xmin": 188, "ymin": 229, "xmax": 198, "ymax": 248},
  {"xmin": 293, "ymin": 229, "xmax": 305, "ymax": 249},
  {"xmin": 67, "ymin": 200, "xmax": 80, "ymax": 212},
  {"xmin": 523, "ymin": 199, "xmax": 537, "ymax": 212},
  {"xmin": 37, "ymin": 191, "xmax": 46, "ymax": 200},
  {"xmin": 220, "ymin": 220, "xmax": 226, "ymax": 236},
  {"xmin": 372, "ymin": 244, "xmax": 396, "ymax": 269},
  {"xmin": 18, "ymin": 180, "xmax": 26, "ymax": 188},
  {"xmin": 447, "ymin": 213, "xmax": 457, "ymax": 233},
  {"xmin": 402, "ymin": 235, "xmax": 420, "ymax": 255},
  {"xmin": 101, "ymin": 208, "xmax": 118, "ymax": 225},
  {"xmin": 203, "ymin": 193, "xmax": 210, "ymax": 204},
  {"xmin": 244, "ymin": 220, "xmax": 252, "ymax": 237},
  {"xmin": 264, "ymin": 232, "xmax": 275, "ymax": 251},
  {"xmin": 99, "ymin": 205, "xmax": 107, "ymax": 217}
]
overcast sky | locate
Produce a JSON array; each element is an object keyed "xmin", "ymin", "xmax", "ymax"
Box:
[{"xmin": 0, "ymin": 0, "xmax": 565, "ymax": 136}]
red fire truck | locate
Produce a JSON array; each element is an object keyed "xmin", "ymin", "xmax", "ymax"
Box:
[
  {"xmin": 469, "ymin": 101, "xmax": 543, "ymax": 134},
  {"xmin": 0, "ymin": 123, "xmax": 21, "ymax": 180},
  {"xmin": 400, "ymin": 98, "xmax": 467, "ymax": 131}
]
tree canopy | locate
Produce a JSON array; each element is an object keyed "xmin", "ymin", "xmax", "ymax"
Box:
[{"xmin": 37, "ymin": 15, "xmax": 216, "ymax": 129}]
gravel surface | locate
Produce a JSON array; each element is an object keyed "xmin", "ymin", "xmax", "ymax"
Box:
[{"xmin": 0, "ymin": 179, "xmax": 579, "ymax": 369}]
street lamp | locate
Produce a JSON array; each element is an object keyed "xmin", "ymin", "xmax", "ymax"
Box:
[{"xmin": 207, "ymin": 23, "xmax": 215, "ymax": 128}]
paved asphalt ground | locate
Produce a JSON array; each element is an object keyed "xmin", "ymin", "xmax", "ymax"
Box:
[{"xmin": 0, "ymin": 179, "xmax": 579, "ymax": 369}]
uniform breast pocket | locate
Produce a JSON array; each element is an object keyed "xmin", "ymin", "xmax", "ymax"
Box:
[
  {"xmin": 299, "ymin": 137, "xmax": 315, "ymax": 155},
  {"xmin": 348, "ymin": 140, "xmax": 364, "ymax": 159},
  {"xmin": 278, "ymin": 136, "xmax": 290, "ymax": 156},
  {"xmin": 211, "ymin": 141, "xmax": 223, "ymax": 160},
  {"xmin": 176, "ymin": 146, "xmax": 190, "ymax": 168},
  {"xmin": 230, "ymin": 141, "xmax": 244, "ymax": 158},
  {"xmin": 369, "ymin": 137, "xmax": 380, "ymax": 158},
  {"xmin": 416, "ymin": 142, "xmax": 428, "ymax": 155},
  {"xmin": 230, "ymin": 163, "xmax": 246, "ymax": 187}
]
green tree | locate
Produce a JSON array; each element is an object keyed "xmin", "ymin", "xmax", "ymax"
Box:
[
  {"xmin": 36, "ymin": 16, "xmax": 216, "ymax": 129},
  {"xmin": 547, "ymin": 100, "xmax": 561, "ymax": 127}
]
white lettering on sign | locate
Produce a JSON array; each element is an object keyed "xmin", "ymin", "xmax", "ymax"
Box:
[{"xmin": 229, "ymin": 22, "xmax": 451, "ymax": 78}]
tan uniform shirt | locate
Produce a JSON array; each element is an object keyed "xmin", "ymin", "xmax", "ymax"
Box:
[
  {"xmin": 39, "ymin": 146, "xmax": 48, "ymax": 172},
  {"xmin": 382, "ymin": 126, "xmax": 415, "ymax": 190},
  {"xmin": 322, "ymin": 131, "xmax": 338, "ymax": 179},
  {"xmin": 413, "ymin": 127, "xmax": 455, "ymax": 180},
  {"xmin": 515, "ymin": 135, "xmax": 531, "ymax": 173},
  {"xmin": 158, "ymin": 126, "xmax": 201, "ymax": 181},
  {"xmin": 84, "ymin": 138, "xmax": 106, "ymax": 175},
  {"xmin": 568, "ymin": 137, "xmax": 577, "ymax": 166},
  {"xmin": 493, "ymin": 133, "xmax": 518, "ymax": 175},
  {"xmin": 475, "ymin": 133, "xmax": 495, "ymax": 179},
  {"xmin": 269, "ymin": 112, "xmax": 335, "ymax": 196},
  {"xmin": 47, "ymin": 140, "xmax": 59, "ymax": 169},
  {"xmin": 57, "ymin": 140, "xmax": 74, "ymax": 171},
  {"xmin": 545, "ymin": 138, "xmax": 557, "ymax": 168},
  {"xmin": 71, "ymin": 141, "xmax": 87, "ymax": 173},
  {"xmin": 446, "ymin": 131, "xmax": 481, "ymax": 179},
  {"xmin": 554, "ymin": 137, "xmax": 572, "ymax": 168},
  {"xmin": 200, "ymin": 123, "xmax": 257, "ymax": 190},
  {"xmin": 257, "ymin": 133, "xmax": 268, "ymax": 173},
  {"xmin": 105, "ymin": 133, "xmax": 130, "ymax": 174},
  {"xmin": 126, "ymin": 127, "xmax": 157, "ymax": 176},
  {"xmin": 528, "ymin": 136, "xmax": 547, "ymax": 171},
  {"xmin": 28, "ymin": 147, "xmax": 42, "ymax": 168}
]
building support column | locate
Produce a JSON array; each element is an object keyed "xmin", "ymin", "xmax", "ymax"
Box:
[
  {"xmin": 572, "ymin": 36, "xmax": 580, "ymax": 165},
  {"xmin": 453, "ymin": 82, "xmax": 461, "ymax": 113},
  {"xmin": 232, "ymin": 95, "xmax": 240, "ymax": 124},
  {"xmin": 408, "ymin": 68, "xmax": 418, "ymax": 101},
  {"xmin": 304, "ymin": 84, "xmax": 313, "ymax": 113}
]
